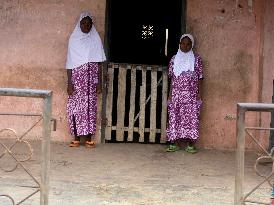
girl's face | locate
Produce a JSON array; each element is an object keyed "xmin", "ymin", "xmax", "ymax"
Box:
[
  {"xmin": 80, "ymin": 16, "xmax": 93, "ymax": 33},
  {"xmin": 179, "ymin": 37, "xmax": 192, "ymax": 53}
]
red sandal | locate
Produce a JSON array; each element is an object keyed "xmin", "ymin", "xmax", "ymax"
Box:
[
  {"xmin": 69, "ymin": 140, "xmax": 80, "ymax": 147},
  {"xmin": 85, "ymin": 140, "xmax": 95, "ymax": 148}
]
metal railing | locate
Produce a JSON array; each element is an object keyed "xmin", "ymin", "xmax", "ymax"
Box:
[
  {"xmin": 0, "ymin": 88, "xmax": 52, "ymax": 205},
  {"xmin": 235, "ymin": 103, "xmax": 274, "ymax": 205}
]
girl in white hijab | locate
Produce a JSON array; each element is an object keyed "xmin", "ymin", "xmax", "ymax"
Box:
[
  {"xmin": 166, "ymin": 34, "xmax": 203, "ymax": 153},
  {"xmin": 66, "ymin": 11, "xmax": 106, "ymax": 148}
]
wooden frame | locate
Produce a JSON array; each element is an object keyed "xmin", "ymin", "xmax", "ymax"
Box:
[{"xmin": 104, "ymin": 63, "xmax": 168, "ymax": 143}]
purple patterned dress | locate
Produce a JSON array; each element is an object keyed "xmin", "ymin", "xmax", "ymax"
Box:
[
  {"xmin": 167, "ymin": 54, "xmax": 203, "ymax": 142},
  {"xmin": 67, "ymin": 62, "xmax": 98, "ymax": 136}
]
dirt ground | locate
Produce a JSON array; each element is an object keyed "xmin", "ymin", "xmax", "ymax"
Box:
[{"xmin": 0, "ymin": 141, "xmax": 272, "ymax": 205}]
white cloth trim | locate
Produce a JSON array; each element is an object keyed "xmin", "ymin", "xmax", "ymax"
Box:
[
  {"xmin": 173, "ymin": 34, "xmax": 195, "ymax": 77},
  {"xmin": 66, "ymin": 11, "xmax": 106, "ymax": 69}
]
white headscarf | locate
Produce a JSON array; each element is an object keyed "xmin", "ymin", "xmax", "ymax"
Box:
[
  {"xmin": 66, "ymin": 11, "xmax": 106, "ymax": 69},
  {"xmin": 173, "ymin": 34, "xmax": 195, "ymax": 77}
]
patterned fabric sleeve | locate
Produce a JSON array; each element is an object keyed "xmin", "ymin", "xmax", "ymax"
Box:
[
  {"xmin": 168, "ymin": 56, "xmax": 175, "ymax": 78},
  {"xmin": 196, "ymin": 54, "xmax": 204, "ymax": 79}
]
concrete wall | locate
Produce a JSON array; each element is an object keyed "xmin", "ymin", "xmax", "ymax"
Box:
[
  {"xmin": 0, "ymin": 0, "xmax": 106, "ymax": 141},
  {"xmin": 0, "ymin": 0, "xmax": 273, "ymax": 150},
  {"xmin": 261, "ymin": 0, "xmax": 274, "ymax": 148},
  {"xmin": 187, "ymin": 0, "xmax": 269, "ymax": 149}
]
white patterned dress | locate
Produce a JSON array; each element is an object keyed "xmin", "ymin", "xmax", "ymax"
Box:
[
  {"xmin": 167, "ymin": 54, "xmax": 203, "ymax": 142},
  {"xmin": 67, "ymin": 62, "xmax": 98, "ymax": 136}
]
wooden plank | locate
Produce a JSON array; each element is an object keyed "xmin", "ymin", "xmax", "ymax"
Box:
[
  {"xmin": 116, "ymin": 65, "xmax": 127, "ymax": 141},
  {"xmin": 105, "ymin": 65, "xmax": 114, "ymax": 140},
  {"xmin": 139, "ymin": 66, "xmax": 146, "ymax": 142},
  {"xmin": 149, "ymin": 66, "xmax": 157, "ymax": 142},
  {"xmin": 108, "ymin": 63, "xmax": 165, "ymax": 71},
  {"xmin": 134, "ymin": 66, "xmax": 163, "ymax": 71},
  {"xmin": 95, "ymin": 64, "xmax": 104, "ymax": 143},
  {"xmin": 100, "ymin": 62, "xmax": 108, "ymax": 143},
  {"xmin": 95, "ymin": 83, "xmax": 102, "ymax": 143},
  {"xmin": 111, "ymin": 126, "xmax": 161, "ymax": 133},
  {"xmin": 161, "ymin": 69, "xmax": 168, "ymax": 143},
  {"xmin": 128, "ymin": 65, "xmax": 136, "ymax": 141}
]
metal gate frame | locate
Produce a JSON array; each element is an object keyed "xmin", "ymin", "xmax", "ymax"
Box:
[
  {"xmin": 0, "ymin": 88, "xmax": 52, "ymax": 205},
  {"xmin": 235, "ymin": 103, "xmax": 274, "ymax": 205}
]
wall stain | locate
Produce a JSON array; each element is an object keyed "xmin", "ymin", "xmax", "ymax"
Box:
[
  {"xmin": 0, "ymin": 0, "xmax": 20, "ymax": 27},
  {"xmin": 233, "ymin": 50, "xmax": 253, "ymax": 99}
]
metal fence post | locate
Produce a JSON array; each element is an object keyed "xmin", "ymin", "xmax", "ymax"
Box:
[
  {"xmin": 235, "ymin": 104, "xmax": 246, "ymax": 205},
  {"xmin": 0, "ymin": 88, "xmax": 53, "ymax": 205},
  {"xmin": 40, "ymin": 93, "xmax": 52, "ymax": 205}
]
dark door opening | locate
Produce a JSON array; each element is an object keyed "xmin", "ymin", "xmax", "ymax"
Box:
[
  {"xmin": 102, "ymin": 0, "xmax": 186, "ymax": 143},
  {"xmin": 106, "ymin": 0, "xmax": 185, "ymax": 65}
]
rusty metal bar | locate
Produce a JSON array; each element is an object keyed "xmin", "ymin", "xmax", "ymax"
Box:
[{"xmin": 234, "ymin": 103, "xmax": 274, "ymax": 205}]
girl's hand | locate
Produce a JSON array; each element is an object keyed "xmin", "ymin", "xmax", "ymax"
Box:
[{"xmin": 167, "ymin": 96, "xmax": 172, "ymax": 108}]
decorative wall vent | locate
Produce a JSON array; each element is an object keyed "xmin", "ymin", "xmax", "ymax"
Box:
[{"xmin": 141, "ymin": 25, "xmax": 154, "ymax": 39}]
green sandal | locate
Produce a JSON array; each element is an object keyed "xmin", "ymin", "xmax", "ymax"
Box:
[
  {"xmin": 185, "ymin": 145, "xmax": 197, "ymax": 154},
  {"xmin": 166, "ymin": 144, "xmax": 180, "ymax": 152}
]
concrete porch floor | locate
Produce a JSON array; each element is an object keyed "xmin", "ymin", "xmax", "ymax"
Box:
[{"xmin": 0, "ymin": 141, "xmax": 272, "ymax": 205}]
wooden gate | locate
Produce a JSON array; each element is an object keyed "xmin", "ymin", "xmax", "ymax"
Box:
[{"xmin": 104, "ymin": 63, "xmax": 168, "ymax": 143}]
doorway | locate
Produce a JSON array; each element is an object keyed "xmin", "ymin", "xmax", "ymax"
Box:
[
  {"xmin": 105, "ymin": 0, "xmax": 185, "ymax": 65},
  {"xmin": 102, "ymin": 0, "xmax": 186, "ymax": 143}
]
